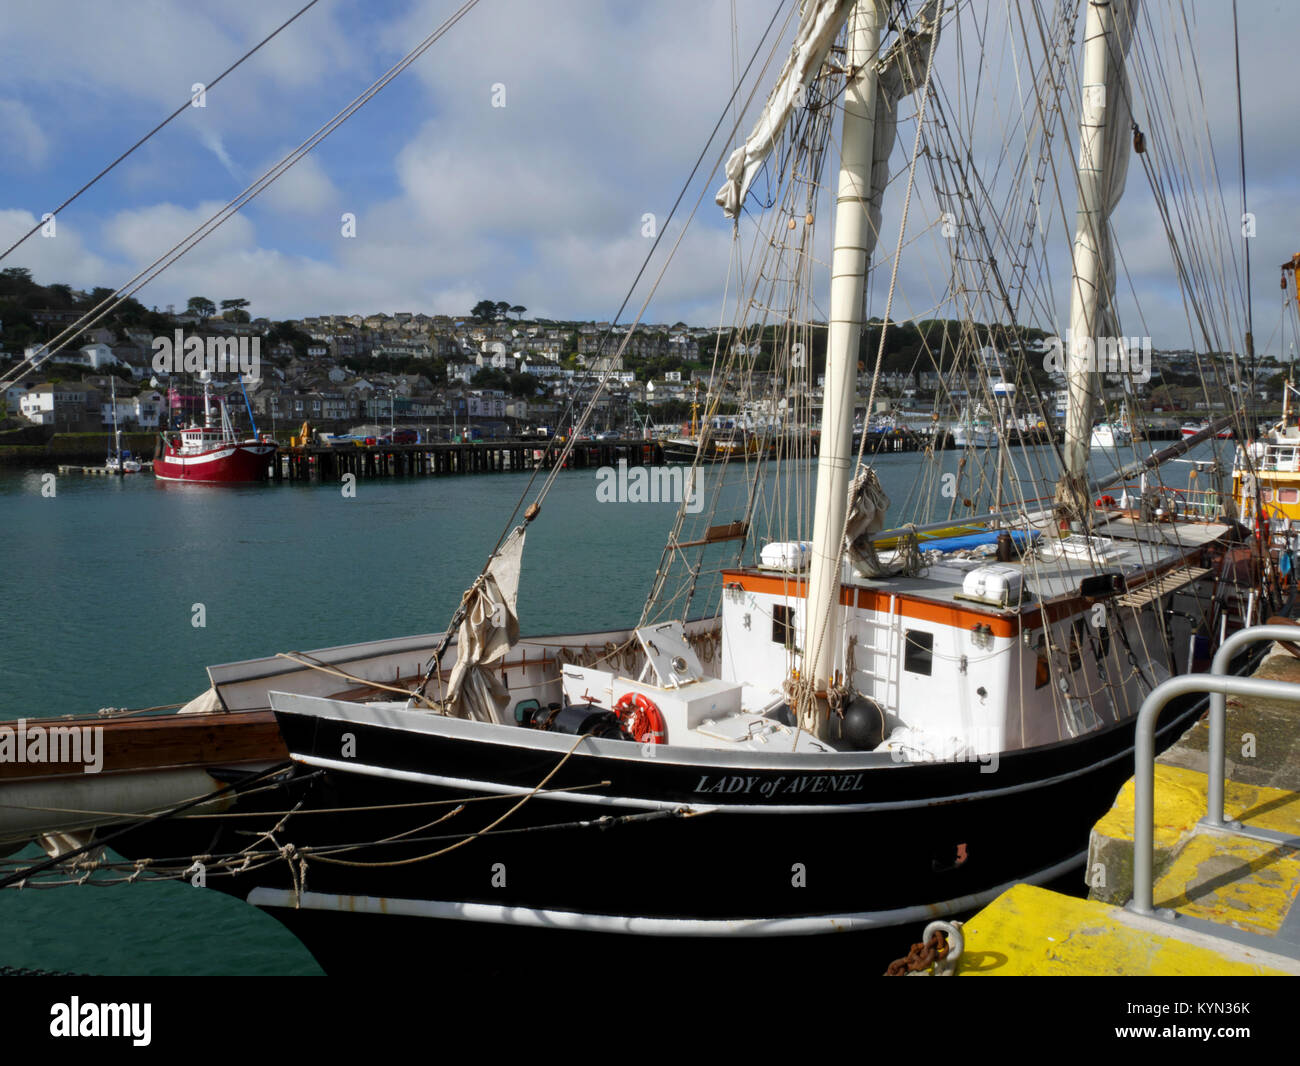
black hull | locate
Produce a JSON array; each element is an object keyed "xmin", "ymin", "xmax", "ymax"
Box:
[
  {"xmin": 262, "ymin": 860, "xmax": 1099, "ymax": 976},
  {"xmin": 109, "ymin": 681, "xmax": 1222, "ymax": 973}
]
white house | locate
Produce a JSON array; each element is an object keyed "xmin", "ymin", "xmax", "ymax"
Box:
[
  {"xmin": 467, "ymin": 393, "xmax": 507, "ymax": 418},
  {"xmin": 4, "ymin": 382, "xmax": 34, "ymax": 414},
  {"xmin": 20, "ymin": 383, "xmax": 88, "ymax": 425},
  {"xmin": 28, "ymin": 342, "xmax": 120, "ymax": 370},
  {"xmin": 101, "ymin": 390, "xmax": 164, "ymax": 429}
]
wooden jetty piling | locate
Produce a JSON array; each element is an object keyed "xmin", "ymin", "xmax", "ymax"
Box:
[{"xmin": 274, "ymin": 439, "xmax": 668, "ymax": 483}]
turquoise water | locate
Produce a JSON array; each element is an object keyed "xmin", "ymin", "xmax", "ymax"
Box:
[{"xmin": 0, "ymin": 441, "xmax": 1221, "ymax": 973}]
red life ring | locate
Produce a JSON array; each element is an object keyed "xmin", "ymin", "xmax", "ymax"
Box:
[{"xmin": 613, "ymin": 692, "xmax": 666, "ymax": 745}]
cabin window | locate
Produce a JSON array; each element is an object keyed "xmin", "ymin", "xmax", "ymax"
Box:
[
  {"xmin": 772, "ymin": 605, "xmax": 794, "ymax": 647},
  {"xmin": 903, "ymin": 630, "xmax": 934, "ymax": 675},
  {"xmin": 1280, "ymin": 489, "xmax": 1300, "ymax": 504}
]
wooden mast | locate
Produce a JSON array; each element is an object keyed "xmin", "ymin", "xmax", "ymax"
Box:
[
  {"xmin": 800, "ymin": 0, "xmax": 887, "ymax": 738},
  {"xmin": 1056, "ymin": 0, "xmax": 1133, "ymax": 520}
]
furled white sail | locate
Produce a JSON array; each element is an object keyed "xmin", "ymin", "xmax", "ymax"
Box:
[
  {"xmin": 715, "ymin": 0, "xmax": 855, "ymax": 220},
  {"xmin": 443, "ymin": 525, "xmax": 525, "ymax": 724},
  {"xmin": 800, "ymin": 1, "xmax": 942, "ymax": 739},
  {"xmin": 1058, "ymin": 0, "xmax": 1139, "ymax": 509}
]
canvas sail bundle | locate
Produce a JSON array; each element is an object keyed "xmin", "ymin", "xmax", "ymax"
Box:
[
  {"xmin": 443, "ymin": 525, "xmax": 525, "ymax": 723},
  {"xmin": 844, "ymin": 467, "xmax": 892, "ymax": 577},
  {"xmin": 715, "ymin": 0, "xmax": 856, "ymax": 220},
  {"xmin": 716, "ymin": 0, "xmax": 942, "ymax": 226}
]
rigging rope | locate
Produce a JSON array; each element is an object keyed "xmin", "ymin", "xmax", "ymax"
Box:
[
  {"xmin": 0, "ymin": 0, "xmax": 326, "ymax": 266},
  {"xmin": 0, "ymin": 0, "xmax": 488, "ymax": 393}
]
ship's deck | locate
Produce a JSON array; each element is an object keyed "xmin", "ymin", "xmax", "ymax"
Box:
[{"xmin": 729, "ymin": 512, "xmax": 1231, "ymax": 621}]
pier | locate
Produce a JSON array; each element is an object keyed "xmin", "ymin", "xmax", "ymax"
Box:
[
  {"xmin": 57, "ymin": 461, "xmax": 154, "ymax": 476},
  {"xmin": 273, "ymin": 426, "xmax": 1083, "ymax": 482},
  {"xmin": 273, "ymin": 438, "xmax": 666, "ymax": 482}
]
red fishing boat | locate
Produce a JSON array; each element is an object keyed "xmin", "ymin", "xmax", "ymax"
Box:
[{"xmin": 154, "ymin": 379, "xmax": 277, "ymax": 483}]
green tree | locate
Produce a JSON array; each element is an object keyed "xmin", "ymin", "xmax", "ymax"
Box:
[
  {"xmin": 508, "ymin": 371, "xmax": 540, "ymax": 396},
  {"xmin": 510, "ymin": 305, "xmax": 527, "ymax": 320},
  {"xmin": 471, "ymin": 367, "xmax": 512, "ymax": 390},
  {"xmin": 0, "ymin": 267, "xmax": 35, "ymax": 297},
  {"xmin": 186, "ymin": 296, "xmax": 216, "ymax": 320},
  {"xmin": 220, "ymin": 298, "xmax": 251, "ymax": 323}
]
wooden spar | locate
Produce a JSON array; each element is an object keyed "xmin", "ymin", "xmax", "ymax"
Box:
[
  {"xmin": 674, "ymin": 521, "xmax": 749, "ymax": 549},
  {"xmin": 1094, "ymin": 414, "xmax": 1238, "ymax": 491}
]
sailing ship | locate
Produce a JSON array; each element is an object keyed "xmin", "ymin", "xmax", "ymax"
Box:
[
  {"xmin": 104, "ymin": 448, "xmax": 141, "ymax": 474},
  {"xmin": 1090, "ymin": 398, "xmax": 1133, "ymax": 449},
  {"xmin": 949, "ymin": 400, "xmax": 997, "ymax": 448},
  {"xmin": 951, "ymin": 369, "xmax": 1021, "ymax": 449},
  {"xmin": 153, "ymin": 375, "xmax": 277, "ymax": 483},
  {"xmin": 1231, "ymin": 254, "xmax": 1300, "ymax": 557},
  {"xmin": 104, "ymin": 377, "xmax": 142, "ymax": 474},
  {"xmin": 0, "ymin": 0, "xmax": 1276, "ymax": 972}
]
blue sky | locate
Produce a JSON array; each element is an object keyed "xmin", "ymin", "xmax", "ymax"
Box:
[{"xmin": 0, "ymin": 0, "xmax": 1294, "ymax": 353}]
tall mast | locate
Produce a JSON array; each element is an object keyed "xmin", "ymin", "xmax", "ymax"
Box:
[
  {"xmin": 801, "ymin": 0, "xmax": 887, "ymax": 737},
  {"xmin": 110, "ymin": 375, "xmax": 121, "ymax": 470},
  {"xmin": 1056, "ymin": 0, "xmax": 1136, "ymax": 519},
  {"xmin": 202, "ymin": 374, "xmax": 213, "ymax": 429}
]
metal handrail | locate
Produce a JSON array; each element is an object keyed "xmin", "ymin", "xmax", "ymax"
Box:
[
  {"xmin": 1131, "ymin": 654, "xmax": 1300, "ymax": 916},
  {"xmin": 1206, "ymin": 624, "xmax": 1300, "ymax": 827}
]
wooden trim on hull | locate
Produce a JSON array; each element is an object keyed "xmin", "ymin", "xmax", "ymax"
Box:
[{"xmin": 0, "ymin": 710, "xmax": 286, "ymax": 783}]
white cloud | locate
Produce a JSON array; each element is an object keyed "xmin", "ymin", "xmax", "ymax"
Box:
[
  {"xmin": 0, "ymin": 99, "xmax": 48, "ymax": 168},
  {"xmin": 254, "ymin": 148, "xmax": 340, "ymax": 215},
  {"xmin": 0, "ymin": 0, "xmax": 1295, "ymax": 346},
  {"xmin": 0, "ymin": 209, "xmax": 114, "ymax": 288},
  {"xmin": 102, "ymin": 201, "xmax": 259, "ymax": 266},
  {"xmin": 196, "ymin": 128, "xmax": 240, "ymax": 182}
]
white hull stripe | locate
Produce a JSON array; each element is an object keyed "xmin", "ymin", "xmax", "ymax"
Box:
[
  {"xmin": 246, "ymin": 851, "xmax": 1084, "ymax": 936},
  {"xmin": 158, "ymin": 445, "xmax": 273, "ymax": 467},
  {"xmin": 296, "ymin": 750, "xmax": 1116, "ymax": 814}
]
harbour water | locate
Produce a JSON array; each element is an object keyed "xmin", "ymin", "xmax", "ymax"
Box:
[{"xmin": 0, "ymin": 441, "xmax": 1222, "ymax": 974}]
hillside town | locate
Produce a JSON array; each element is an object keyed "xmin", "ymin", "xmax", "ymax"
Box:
[{"xmin": 0, "ymin": 269, "xmax": 1287, "ymax": 441}]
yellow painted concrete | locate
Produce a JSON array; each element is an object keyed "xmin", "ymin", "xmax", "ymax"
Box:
[
  {"xmin": 1153, "ymin": 832, "xmax": 1300, "ymax": 935},
  {"xmin": 956, "ymin": 884, "xmax": 1292, "ymax": 976},
  {"xmin": 1094, "ymin": 763, "xmax": 1300, "ymax": 846},
  {"xmin": 961, "ymin": 743, "xmax": 1300, "ymax": 974}
]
